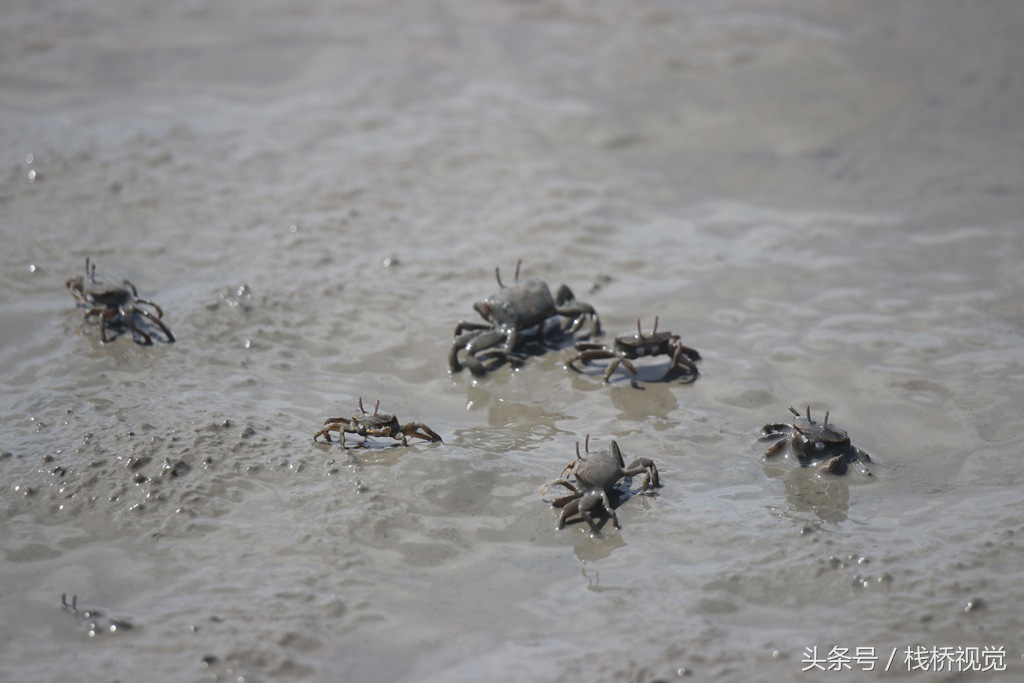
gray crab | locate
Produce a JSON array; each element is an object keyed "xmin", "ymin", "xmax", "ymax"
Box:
[
  {"xmin": 61, "ymin": 593, "xmax": 133, "ymax": 638},
  {"xmin": 566, "ymin": 316, "xmax": 699, "ymax": 382},
  {"xmin": 760, "ymin": 406, "xmax": 872, "ymax": 475},
  {"xmin": 449, "ymin": 260, "xmax": 600, "ymax": 376},
  {"xmin": 66, "ymin": 257, "xmax": 175, "ymax": 344},
  {"xmin": 314, "ymin": 398, "xmax": 442, "ymax": 447},
  {"xmin": 541, "ymin": 435, "xmax": 660, "ymax": 531}
]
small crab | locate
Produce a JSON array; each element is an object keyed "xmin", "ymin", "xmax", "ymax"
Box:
[
  {"xmin": 314, "ymin": 397, "xmax": 443, "ymax": 447},
  {"xmin": 66, "ymin": 257, "xmax": 175, "ymax": 344},
  {"xmin": 760, "ymin": 406, "xmax": 872, "ymax": 475},
  {"xmin": 541, "ymin": 435, "xmax": 660, "ymax": 531},
  {"xmin": 449, "ymin": 260, "xmax": 601, "ymax": 376},
  {"xmin": 566, "ymin": 316, "xmax": 700, "ymax": 383},
  {"xmin": 61, "ymin": 594, "xmax": 134, "ymax": 637}
]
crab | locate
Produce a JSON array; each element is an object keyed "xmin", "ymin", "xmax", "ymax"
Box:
[
  {"xmin": 541, "ymin": 435, "xmax": 660, "ymax": 531},
  {"xmin": 61, "ymin": 594, "xmax": 134, "ymax": 637},
  {"xmin": 449, "ymin": 260, "xmax": 601, "ymax": 376},
  {"xmin": 566, "ymin": 316, "xmax": 700, "ymax": 382},
  {"xmin": 66, "ymin": 257, "xmax": 175, "ymax": 344},
  {"xmin": 760, "ymin": 406, "xmax": 872, "ymax": 475},
  {"xmin": 314, "ymin": 397, "xmax": 443, "ymax": 447}
]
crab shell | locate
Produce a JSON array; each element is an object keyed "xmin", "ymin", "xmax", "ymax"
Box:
[
  {"xmin": 790, "ymin": 416, "xmax": 850, "ymax": 458},
  {"xmin": 67, "ymin": 272, "xmax": 134, "ymax": 309},
  {"xmin": 612, "ymin": 329, "xmax": 676, "ymax": 356},
  {"xmin": 474, "ymin": 278, "xmax": 560, "ymax": 331},
  {"xmin": 570, "ymin": 442, "xmax": 629, "ymax": 492},
  {"xmin": 351, "ymin": 407, "xmax": 402, "ymax": 434}
]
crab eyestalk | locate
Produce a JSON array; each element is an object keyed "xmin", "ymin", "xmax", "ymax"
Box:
[
  {"xmin": 494, "ymin": 259, "xmax": 523, "ymax": 288},
  {"xmin": 559, "ymin": 437, "xmax": 587, "ymax": 478},
  {"xmin": 633, "ymin": 316, "xmax": 660, "ymax": 339}
]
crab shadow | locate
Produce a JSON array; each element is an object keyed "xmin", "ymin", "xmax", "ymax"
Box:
[
  {"xmin": 314, "ymin": 437, "xmax": 441, "ymax": 467},
  {"xmin": 762, "ymin": 457, "xmax": 851, "ymax": 524},
  {"xmin": 575, "ymin": 532, "xmax": 627, "ymax": 563}
]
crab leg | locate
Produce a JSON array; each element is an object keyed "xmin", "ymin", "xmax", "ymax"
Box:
[
  {"xmin": 762, "ymin": 438, "xmax": 790, "ymax": 459},
  {"xmin": 361, "ymin": 426, "xmax": 394, "ymax": 441},
  {"xmin": 668, "ymin": 343, "xmax": 699, "ymax": 382},
  {"xmin": 99, "ymin": 311, "xmax": 117, "ymax": 343},
  {"xmin": 760, "ymin": 424, "xmax": 793, "ymax": 438},
  {"xmin": 476, "ymin": 348, "xmax": 524, "ymax": 375},
  {"xmin": 550, "ymin": 493, "xmax": 579, "ymax": 508},
  {"xmin": 470, "ymin": 331, "xmax": 522, "ymax": 375},
  {"xmin": 80, "ymin": 306, "xmax": 107, "ymax": 339},
  {"xmin": 556, "ymin": 498, "xmax": 581, "ymax": 529},
  {"xmin": 314, "ymin": 418, "xmax": 351, "ymax": 443},
  {"xmin": 452, "ymin": 320, "xmax": 491, "ymax": 337},
  {"xmin": 606, "ymin": 357, "xmax": 637, "ymax": 381},
  {"xmin": 569, "ymin": 341, "xmax": 607, "ymax": 353},
  {"xmin": 672, "ymin": 338, "xmax": 701, "ymax": 362},
  {"xmin": 135, "ymin": 298, "xmax": 166, "ymax": 318},
  {"xmin": 566, "ymin": 348, "xmax": 623, "ymax": 372},
  {"xmin": 577, "ymin": 491, "xmax": 618, "ymax": 531},
  {"xmin": 124, "ymin": 282, "xmax": 165, "ymax": 318},
  {"xmin": 131, "ymin": 306, "xmax": 175, "ymax": 342},
  {"xmin": 122, "ymin": 279, "xmax": 168, "ymax": 320},
  {"xmin": 121, "ymin": 313, "xmax": 154, "ymax": 345},
  {"xmin": 540, "ymin": 478, "xmax": 578, "ymax": 497},
  {"xmin": 557, "ymin": 305, "xmax": 600, "ymax": 336},
  {"xmin": 623, "ymin": 457, "xmax": 661, "ymax": 492},
  {"xmin": 565, "ymin": 347, "xmax": 612, "ymax": 367},
  {"xmin": 851, "ymin": 447, "xmax": 873, "ymax": 476},
  {"xmin": 554, "ymin": 492, "xmax": 617, "ymax": 531},
  {"xmin": 399, "ymin": 422, "xmax": 443, "ymax": 444},
  {"xmin": 451, "ymin": 328, "xmax": 506, "ymax": 374},
  {"xmin": 571, "ymin": 349, "xmax": 639, "ymax": 382}
]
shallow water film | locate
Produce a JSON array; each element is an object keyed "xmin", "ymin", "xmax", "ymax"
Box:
[{"xmin": 2, "ymin": 1, "xmax": 1024, "ymax": 681}]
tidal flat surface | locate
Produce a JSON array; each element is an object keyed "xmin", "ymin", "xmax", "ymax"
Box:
[{"xmin": 2, "ymin": 1, "xmax": 1023, "ymax": 681}]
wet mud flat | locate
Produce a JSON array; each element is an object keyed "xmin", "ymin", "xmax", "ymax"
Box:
[{"xmin": 2, "ymin": 1, "xmax": 1024, "ymax": 681}]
